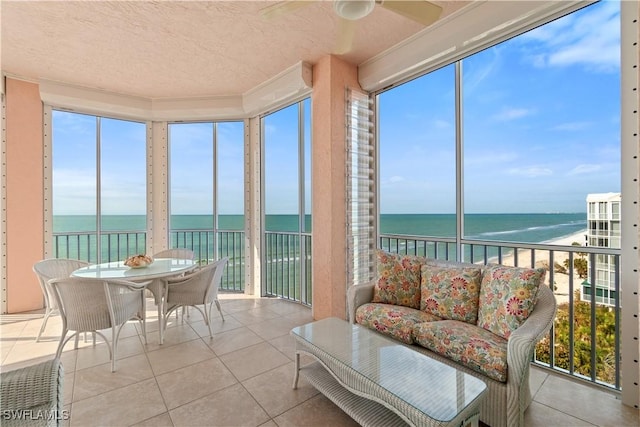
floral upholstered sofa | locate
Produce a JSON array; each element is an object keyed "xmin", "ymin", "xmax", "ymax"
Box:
[{"xmin": 347, "ymin": 250, "xmax": 557, "ymax": 427}]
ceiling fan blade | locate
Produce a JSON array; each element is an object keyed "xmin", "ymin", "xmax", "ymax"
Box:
[
  {"xmin": 379, "ymin": 0, "xmax": 443, "ymax": 26},
  {"xmin": 334, "ymin": 17, "xmax": 357, "ymax": 55},
  {"xmin": 260, "ymin": 1, "xmax": 315, "ymax": 21}
]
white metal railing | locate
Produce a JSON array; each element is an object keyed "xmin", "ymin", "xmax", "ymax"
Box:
[{"xmin": 380, "ymin": 233, "xmax": 622, "ymax": 392}]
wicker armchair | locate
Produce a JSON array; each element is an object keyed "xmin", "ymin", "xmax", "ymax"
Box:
[
  {"xmin": 0, "ymin": 358, "xmax": 64, "ymax": 426},
  {"xmin": 152, "ymin": 248, "xmax": 195, "ymax": 261},
  {"xmin": 148, "ymin": 248, "xmax": 197, "ymax": 338},
  {"xmin": 32, "ymin": 259, "xmax": 90, "ymax": 342},
  {"xmin": 49, "ymin": 277, "xmax": 148, "ymax": 372},
  {"xmin": 162, "ymin": 257, "xmax": 228, "ymax": 340}
]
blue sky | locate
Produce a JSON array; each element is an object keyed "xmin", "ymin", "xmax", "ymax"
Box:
[
  {"xmin": 379, "ymin": 0, "xmax": 620, "ymax": 214},
  {"xmin": 53, "ymin": 1, "xmax": 620, "ymax": 216}
]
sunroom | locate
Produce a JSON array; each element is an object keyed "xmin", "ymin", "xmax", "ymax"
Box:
[{"xmin": 1, "ymin": 1, "xmax": 639, "ymax": 426}]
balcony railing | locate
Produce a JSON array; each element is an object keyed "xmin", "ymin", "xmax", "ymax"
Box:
[
  {"xmin": 54, "ymin": 229, "xmax": 621, "ymax": 391},
  {"xmin": 53, "ymin": 229, "xmax": 312, "ymax": 302},
  {"xmin": 380, "ymin": 233, "xmax": 622, "ymax": 393},
  {"xmin": 264, "ymin": 231, "xmax": 312, "ymax": 306},
  {"xmin": 169, "ymin": 229, "xmax": 245, "ymax": 292}
]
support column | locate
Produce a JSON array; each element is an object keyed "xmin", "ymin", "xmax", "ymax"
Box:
[
  {"xmin": 148, "ymin": 121, "xmax": 169, "ymax": 254},
  {"xmin": 244, "ymin": 117, "xmax": 261, "ymax": 295},
  {"xmin": 311, "ymin": 55, "xmax": 362, "ymax": 320}
]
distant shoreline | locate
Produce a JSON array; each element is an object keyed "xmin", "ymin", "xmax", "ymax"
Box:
[{"xmin": 492, "ymin": 229, "xmax": 589, "ymax": 305}]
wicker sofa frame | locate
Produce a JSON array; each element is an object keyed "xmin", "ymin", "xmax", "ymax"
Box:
[{"xmin": 347, "ymin": 260, "xmax": 557, "ymax": 427}]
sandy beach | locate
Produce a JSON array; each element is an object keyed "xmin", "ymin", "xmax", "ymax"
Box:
[{"xmin": 495, "ymin": 230, "xmax": 589, "ymax": 305}]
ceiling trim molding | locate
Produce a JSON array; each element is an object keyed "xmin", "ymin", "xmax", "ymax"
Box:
[
  {"xmin": 358, "ymin": 0, "xmax": 591, "ymax": 92},
  {"xmin": 39, "ymin": 61, "xmax": 313, "ymax": 121},
  {"xmin": 243, "ymin": 61, "xmax": 313, "ymax": 117},
  {"xmin": 39, "ymin": 80, "xmax": 152, "ymax": 121},
  {"xmin": 151, "ymin": 96, "xmax": 245, "ymax": 121}
]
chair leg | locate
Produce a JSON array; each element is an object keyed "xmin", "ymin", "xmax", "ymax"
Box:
[
  {"xmin": 55, "ymin": 330, "xmax": 69, "ymax": 357},
  {"xmin": 158, "ymin": 302, "xmax": 164, "ymax": 345},
  {"xmin": 110, "ymin": 326, "xmax": 117, "ymax": 372},
  {"xmin": 36, "ymin": 309, "xmax": 52, "ymax": 342},
  {"xmin": 204, "ymin": 304, "xmax": 213, "ymax": 339},
  {"xmin": 214, "ymin": 299, "xmax": 225, "ymax": 321},
  {"xmin": 74, "ymin": 334, "xmax": 80, "ymax": 349}
]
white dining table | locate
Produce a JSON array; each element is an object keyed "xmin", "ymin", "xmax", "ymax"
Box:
[{"xmin": 72, "ymin": 258, "xmax": 197, "ymax": 344}]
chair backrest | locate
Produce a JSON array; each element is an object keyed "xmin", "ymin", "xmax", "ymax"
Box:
[
  {"xmin": 49, "ymin": 277, "xmax": 112, "ymax": 332},
  {"xmin": 153, "ymin": 248, "xmax": 195, "ymax": 260},
  {"xmin": 208, "ymin": 257, "xmax": 228, "ymax": 302},
  {"xmin": 49, "ymin": 277, "xmax": 144, "ymax": 333},
  {"xmin": 166, "ymin": 257, "xmax": 228, "ymax": 305},
  {"xmin": 33, "ymin": 259, "xmax": 90, "ymax": 309}
]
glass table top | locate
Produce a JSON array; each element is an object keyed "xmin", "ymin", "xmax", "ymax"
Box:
[
  {"xmin": 71, "ymin": 258, "xmax": 196, "ymax": 281},
  {"xmin": 291, "ymin": 317, "xmax": 487, "ymax": 423}
]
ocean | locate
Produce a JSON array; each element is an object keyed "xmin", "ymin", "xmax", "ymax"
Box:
[
  {"xmin": 52, "ymin": 213, "xmax": 587, "ymax": 294},
  {"xmin": 53, "ymin": 213, "xmax": 587, "ymax": 244}
]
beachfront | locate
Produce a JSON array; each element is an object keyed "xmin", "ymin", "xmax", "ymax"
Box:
[{"xmin": 498, "ymin": 230, "xmax": 589, "ymax": 305}]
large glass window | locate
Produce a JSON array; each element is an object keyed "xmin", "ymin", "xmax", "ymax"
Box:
[
  {"xmin": 169, "ymin": 123, "xmax": 214, "ymax": 231},
  {"xmin": 377, "ymin": 1, "xmax": 619, "ymax": 246},
  {"xmin": 378, "ymin": 65, "xmax": 456, "ymax": 239},
  {"xmin": 375, "ymin": 0, "xmax": 621, "ymax": 389},
  {"xmin": 52, "ymin": 111, "xmax": 146, "ymax": 262},
  {"xmin": 168, "ymin": 121, "xmax": 244, "ymax": 289},
  {"xmin": 262, "ymin": 98, "xmax": 312, "ymax": 303}
]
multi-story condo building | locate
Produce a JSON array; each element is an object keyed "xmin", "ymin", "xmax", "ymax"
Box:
[{"xmin": 582, "ymin": 193, "xmax": 621, "ymax": 306}]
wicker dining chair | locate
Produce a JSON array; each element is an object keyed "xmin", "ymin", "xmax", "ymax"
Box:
[
  {"xmin": 149, "ymin": 248, "xmax": 197, "ymax": 326},
  {"xmin": 161, "ymin": 257, "xmax": 228, "ymax": 341},
  {"xmin": 149, "ymin": 249, "xmax": 196, "ymax": 302},
  {"xmin": 32, "ymin": 259, "xmax": 90, "ymax": 342},
  {"xmin": 49, "ymin": 277, "xmax": 148, "ymax": 372},
  {"xmin": 152, "ymin": 248, "xmax": 195, "ymax": 261}
]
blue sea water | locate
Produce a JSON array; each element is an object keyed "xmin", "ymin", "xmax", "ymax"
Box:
[{"xmin": 54, "ymin": 213, "xmax": 586, "ymax": 244}]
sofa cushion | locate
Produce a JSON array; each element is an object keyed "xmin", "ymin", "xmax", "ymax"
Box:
[
  {"xmin": 356, "ymin": 303, "xmax": 441, "ymax": 344},
  {"xmin": 477, "ymin": 264, "xmax": 546, "ymax": 339},
  {"xmin": 420, "ymin": 265, "xmax": 482, "ymax": 324},
  {"xmin": 413, "ymin": 320, "xmax": 508, "ymax": 382},
  {"xmin": 372, "ymin": 250, "xmax": 424, "ymax": 309}
]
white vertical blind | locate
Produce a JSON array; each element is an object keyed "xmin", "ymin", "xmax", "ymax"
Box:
[{"xmin": 346, "ymin": 89, "xmax": 375, "ymax": 287}]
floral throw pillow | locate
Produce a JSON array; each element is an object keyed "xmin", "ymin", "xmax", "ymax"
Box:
[
  {"xmin": 372, "ymin": 250, "xmax": 424, "ymax": 309},
  {"xmin": 420, "ymin": 265, "xmax": 482, "ymax": 324},
  {"xmin": 477, "ymin": 265, "xmax": 546, "ymax": 339}
]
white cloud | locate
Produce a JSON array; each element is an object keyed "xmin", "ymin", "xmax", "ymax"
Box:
[
  {"xmin": 550, "ymin": 121, "xmax": 592, "ymax": 131},
  {"xmin": 432, "ymin": 119, "xmax": 451, "ymax": 129},
  {"xmin": 463, "ymin": 47, "xmax": 502, "ymax": 93},
  {"xmin": 567, "ymin": 164, "xmax": 603, "ymax": 176},
  {"xmin": 492, "ymin": 107, "xmax": 534, "ymax": 121},
  {"xmin": 507, "ymin": 167, "xmax": 553, "ymax": 178},
  {"xmin": 465, "ymin": 152, "xmax": 518, "ymax": 166},
  {"xmin": 52, "ymin": 168, "xmax": 148, "ymax": 215},
  {"xmin": 521, "ymin": 1, "xmax": 619, "ymax": 73},
  {"xmin": 389, "ymin": 176, "xmax": 404, "ymax": 183}
]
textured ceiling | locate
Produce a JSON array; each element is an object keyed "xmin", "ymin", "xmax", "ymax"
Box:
[{"xmin": 1, "ymin": 0, "xmax": 469, "ymax": 99}]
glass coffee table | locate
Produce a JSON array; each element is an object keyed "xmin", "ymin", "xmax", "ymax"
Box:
[{"xmin": 291, "ymin": 317, "xmax": 487, "ymax": 427}]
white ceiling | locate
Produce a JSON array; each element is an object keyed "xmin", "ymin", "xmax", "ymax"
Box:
[{"xmin": 1, "ymin": 0, "xmax": 470, "ymax": 100}]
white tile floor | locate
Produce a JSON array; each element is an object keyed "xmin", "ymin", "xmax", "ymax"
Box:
[{"xmin": 1, "ymin": 293, "xmax": 638, "ymax": 427}]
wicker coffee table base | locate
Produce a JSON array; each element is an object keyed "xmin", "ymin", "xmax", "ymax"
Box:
[
  {"xmin": 297, "ymin": 358, "xmax": 410, "ymax": 426},
  {"xmin": 293, "ymin": 351, "xmax": 481, "ymax": 427}
]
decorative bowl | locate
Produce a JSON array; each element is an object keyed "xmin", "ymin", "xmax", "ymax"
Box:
[{"xmin": 124, "ymin": 254, "xmax": 154, "ymax": 269}]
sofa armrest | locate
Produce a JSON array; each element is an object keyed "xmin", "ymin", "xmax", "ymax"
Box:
[
  {"xmin": 346, "ymin": 281, "xmax": 375, "ymax": 323},
  {"xmin": 506, "ymin": 285, "xmax": 557, "ymax": 427}
]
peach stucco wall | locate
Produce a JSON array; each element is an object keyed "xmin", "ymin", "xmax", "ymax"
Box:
[
  {"xmin": 311, "ymin": 55, "xmax": 361, "ymax": 320},
  {"xmin": 5, "ymin": 78, "xmax": 44, "ymax": 313}
]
